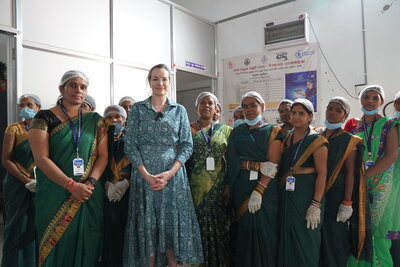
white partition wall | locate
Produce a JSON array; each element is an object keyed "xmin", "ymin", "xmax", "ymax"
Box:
[
  {"xmin": 113, "ymin": 65, "xmax": 150, "ymax": 104},
  {"xmin": 22, "ymin": 49, "xmax": 111, "ymax": 111},
  {"xmin": 0, "ymin": 0, "xmax": 13, "ymax": 28},
  {"xmin": 113, "ymin": 0, "xmax": 171, "ymax": 68},
  {"xmin": 174, "ymin": 8, "xmax": 216, "ymax": 76},
  {"xmin": 22, "ymin": 0, "xmax": 110, "ymax": 57}
]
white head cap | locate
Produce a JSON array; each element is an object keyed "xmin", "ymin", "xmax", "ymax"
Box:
[
  {"xmin": 103, "ymin": 104, "xmax": 127, "ymax": 118},
  {"xmin": 359, "ymin": 85, "xmax": 385, "ymax": 102},
  {"xmin": 292, "ymin": 98, "xmax": 314, "ymax": 115},
  {"xmin": 328, "ymin": 96, "xmax": 351, "ymax": 115},
  {"xmin": 60, "ymin": 70, "xmax": 89, "ymax": 87},
  {"xmin": 195, "ymin": 92, "xmax": 219, "ymax": 107},
  {"xmin": 241, "ymin": 91, "xmax": 265, "ymax": 106}
]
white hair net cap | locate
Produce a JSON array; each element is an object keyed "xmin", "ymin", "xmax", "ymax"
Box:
[
  {"xmin": 232, "ymin": 106, "xmax": 243, "ymax": 113},
  {"xmin": 241, "ymin": 91, "xmax": 265, "ymax": 106},
  {"xmin": 359, "ymin": 85, "xmax": 385, "ymax": 102},
  {"xmin": 278, "ymin": 99, "xmax": 294, "ymax": 108},
  {"xmin": 292, "ymin": 98, "xmax": 314, "ymax": 115},
  {"xmin": 19, "ymin": 93, "xmax": 41, "ymax": 105},
  {"xmin": 103, "ymin": 105, "xmax": 127, "ymax": 118},
  {"xmin": 394, "ymin": 91, "xmax": 400, "ymax": 101},
  {"xmin": 118, "ymin": 96, "xmax": 136, "ymax": 105},
  {"xmin": 195, "ymin": 92, "xmax": 219, "ymax": 107},
  {"xmin": 328, "ymin": 96, "xmax": 351, "ymax": 115},
  {"xmin": 59, "ymin": 70, "xmax": 89, "ymax": 86},
  {"xmin": 84, "ymin": 95, "xmax": 96, "ymax": 109}
]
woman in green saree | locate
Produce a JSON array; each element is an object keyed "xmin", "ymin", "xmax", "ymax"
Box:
[
  {"xmin": 29, "ymin": 70, "xmax": 108, "ymax": 267},
  {"xmin": 1, "ymin": 94, "xmax": 41, "ymax": 267},
  {"xmin": 227, "ymin": 91, "xmax": 282, "ymax": 267},
  {"xmin": 186, "ymin": 92, "xmax": 232, "ymax": 266},
  {"xmin": 348, "ymin": 86, "xmax": 399, "ymax": 267},
  {"xmin": 101, "ymin": 105, "xmax": 131, "ymax": 267},
  {"xmin": 278, "ymin": 98, "xmax": 328, "ymax": 267},
  {"xmin": 318, "ymin": 96, "xmax": 369, "ymax": 267}
]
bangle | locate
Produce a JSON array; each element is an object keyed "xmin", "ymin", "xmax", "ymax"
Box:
[
  {"xmin": 254, "ymin": 162, "xmax": 260, "ymax": 172},
  {"xmin": 68, "ymin": 181, "xmax": 76, "ymax": 193},
  {"xmin": 257, "ymin": 180, "xmax": 267, "ymax": 188},
  {"xmin": 311, "ymin": 199, "xmax": 322, "ymax": 208},
  {"xmin": 342, "ymin": 200, "xmax": 353, "ymax": 206},
  {"xmin": 63, "ymin": 178, "xmax": 73, "ymax": 189},
  {"xmin": 254, "ymin": 183, "xmax": 266, "ymax": 195},
  {"xmin": 246, "ymin": 161, "xmax": 250, "ymax": 171}
]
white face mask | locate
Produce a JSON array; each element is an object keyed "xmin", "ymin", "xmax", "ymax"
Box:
[
  {"xmin": 244, "ymin": 114, "xmax": 263, "ymax": 126},
  {"xmin": 113, "ymin": 121, "xmax": 124, "ymax": 135}
]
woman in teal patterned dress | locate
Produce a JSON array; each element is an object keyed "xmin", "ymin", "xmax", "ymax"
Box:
[
  {"xmin": 186, "ymin": 92, "xmax": 232, "ymax": 266},
  {"xmin": 123, "ymin": 64, "xmax": 203, "ymax": 267}
]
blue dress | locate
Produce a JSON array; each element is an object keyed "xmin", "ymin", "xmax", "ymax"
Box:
[{"xmin": 123, "ymin": 97, "xmax": 204, "ymax": 266}]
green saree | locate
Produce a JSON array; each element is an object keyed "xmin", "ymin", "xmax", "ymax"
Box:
[
  {"xmin": 1, "ymin": 123, "xmax": 36, "ymax": 267},
  {"xmin": 278, "ymin": 132, "xmax": 328, "ymax": 267},
  {"xmin": 227, "ymin": 123, "xmax": 282, "ymax": 267},
  {"xmin": 33, "ymin": 112, "xmax": 106, "ymax": 267},
  {"xmin": 186, "ymin": 123, "xmax": 232, "ymax": 267},
  {"xmin": 348, "ymin": 117, "xmax": 399, "ymax": 267},
  {"xmin": 319, "ymin": 131, "xmax": 368, "ymax": 267}
]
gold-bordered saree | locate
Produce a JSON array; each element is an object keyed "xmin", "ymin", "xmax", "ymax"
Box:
[{"xmin": 33, "ymin": 112, "xmax": 106, "ymax": 267}]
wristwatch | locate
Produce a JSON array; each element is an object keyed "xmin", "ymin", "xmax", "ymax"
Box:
[{"xmin": 86, "ymin": 177, "xmax": 98, "ymax": 187}]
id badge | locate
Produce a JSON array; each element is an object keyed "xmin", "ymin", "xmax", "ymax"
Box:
[
  {"xmin": 286, "ymin": 176, "xmax": 296, "ymax": 191},
  {"xmin": 206, "ymin": 157, "xmax": 215, "ymax": 171},
  {"xmin": 365, "ymin": 160, "xmax": 374, "ymax": 170},
  {"xmin": 73, "ymin": 158, "xmax": 84, "ymax": 176},
  {"xmin": 249, "ymin": 170, "xmax": 258, "ymax": 180}
]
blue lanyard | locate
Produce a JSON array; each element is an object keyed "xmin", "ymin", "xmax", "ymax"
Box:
[
  {"xmin": 323, "ymin": 127, "xmax": 341, "ymax": 140},
  {"xmin": 61, "ymin": 103, "xmax": 83, "ymax": 157},
  {"xmin": 289, "ymin": 128, "xmax": 310, "ymax": 173},
  {"xmin": 197, "ymin": 121, "xmax": 214, "ymax": 154},
  {"xmin": 362, "ymin": 117, "xmax": 376, "ymax": 159},
  {"xmin": 247, "ymin": 120, "xmax": 265, "ymax": 143}
]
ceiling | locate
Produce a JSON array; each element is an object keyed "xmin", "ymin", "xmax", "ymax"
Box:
[{"xmin": 170, "ymin": 0, "xmax": 286, "ymax": 22}]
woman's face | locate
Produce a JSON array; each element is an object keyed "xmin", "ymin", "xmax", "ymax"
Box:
[
  {"xmin": 306, "ymin": 81, "xmax": 313, "ymax": 90},
  {"xmin": 278, "ymin": 103, "xmax": 291, "ymax": 124},
  {"xmin": 59, "ymin": 77, "xmax": 88, "ymax": 106},
  {"xmin": 290, "ymin": 104, "xmax": 313, "ymax": 128},
  {"xmin": 394, "ymin": 98, "xmax": 400, "ymax": 112},
  {"xmin": 196, "ymin": 96, "xmax": 216, "ymax": 120},
  {"xmin": 121, "ymin": 100, "xmax": 134, "ymax": 113},
  {"xmin": 19, "ymin": 97, "xmax": 40, "ymax": 112},
  {"xmin": 81, "ymin": 102, "xmax": 93, "ymax": 112},
  {"xmin": 233, "ymin": 110, "xmax": 245, "ymax": 121},
  {"xmin": 360, "ymin": 90, "xmax": 383, "ymax": 111},
  {"xmin": 105, "ymin": 112, "xmax": 125, "ymax": 123},
  {"xmin": 326, "ymin": 102, "xmax": 347, "ymax": 123},
  {"xmin": 150, "ymin": 68, "xmax": 170, "ymax": 98},
  {"xmin": 242, "ymin": 97, "xmax": 264, "ymax": 120}
]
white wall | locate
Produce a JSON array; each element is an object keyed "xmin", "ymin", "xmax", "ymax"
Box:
[{"xmin": 217, "ymin": 0, "xmax": 400, "ymax": 125}]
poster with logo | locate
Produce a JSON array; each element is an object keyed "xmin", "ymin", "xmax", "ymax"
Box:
[
  {"xmin": 223, "ymin": 44, "xmax": 319, "ymax": 125},
  {"xmin": 285, "ymin": 70, "xmax": 317, "ymax": 111}
]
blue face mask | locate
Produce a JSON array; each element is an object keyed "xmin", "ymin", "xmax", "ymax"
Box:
[
  {"xmin": 394, "ymin": 111, "xmax": 400, "ymax": 118},
  {"xmin": 233, "ymin": 119, "xmax": 245, "ymax": 128},
  {"xmin": 361, "ymin": 107, "xmax": 379, "ymax": 115},
  {"xmin": 324, "ymin": 120, "xmax": 342, "ymax": 130},
  {"xmin": 245, "ymin": 114, "xmax": 263, "ymax": 126},
  {"xmin": 18, "ymin": 107, "xmax": 37, "ymax": 119},
  {"xmin": 113, "ymin": 122, "xmax": 124, "ymax": 135}
]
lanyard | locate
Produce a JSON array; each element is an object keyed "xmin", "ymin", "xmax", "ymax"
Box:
[
  {"xmin": 197, "ymin": 121, "xmax": 214, "ymax": 154},
  {"xmin": 362, "ymin": 117, "xmax": 376, "ymax": 159},
  {"xmin": 61, "ymin": 103, "xmax": 83, "ymax": 157},
  {"xmin": 247, "ymin": 120, "xmax": 265, "ymax": 143},
  {"xmin": 323, "ymin": 127, "xmax": 341, "ymax": 140},
  {"xmin": 289, "ymin": 128, "xmax": 310, "ymax": 174},
  {"xmin": 23, "ymin": 121, "xmax": 30, "ymax": 131}
]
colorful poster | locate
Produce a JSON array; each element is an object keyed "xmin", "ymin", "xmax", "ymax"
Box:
[{"xmin": 285, "ymin": 71, "xmax": 317, "ymax": 111}]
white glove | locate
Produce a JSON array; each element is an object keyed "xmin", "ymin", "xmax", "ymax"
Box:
[
  {"xmin": 113, "ymin": 179, "xmax": 130, "ymax": 201},
  {"xmin": 105, "ymin": 181, "xmax": 119, "ymax": 202},
  {"xmin": 248, "ymin": 191, "xmax": 262, "ymax": 213},
  {"xmin": 306, "ymin": 205, "xmax": 321, "ymax": 230},
  {"xmin": 25, "ymin": 179, "xmax": 36, "ymax": 192},
  {"xmin": 336, "ymin": 204, "xmax": 353, "ymax": 222},
  {"xmin": 260, "ymin": 162, "xmax": 278, "ymax": 178}
]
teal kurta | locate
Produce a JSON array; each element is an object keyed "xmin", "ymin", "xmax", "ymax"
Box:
[
  {"xmin": 227, "ymin": 123, "xmax": 282, "ymax": 267},
  {"xmin": 1, "ymin": 123, "xmax": 37, "ymax": 267},
  {"xmin": 278, "ymin": 132, "xmax": 328, "ymax": 267}
]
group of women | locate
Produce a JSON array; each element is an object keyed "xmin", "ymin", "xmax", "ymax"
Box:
[{"xmin": 1, "ymin": 63, "xmax": 399, "ymax": 267}]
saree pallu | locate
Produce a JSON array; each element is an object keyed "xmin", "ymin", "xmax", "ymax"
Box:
[
  {"xmin": 319, "ymin": 131, "xmax": 371, "ymax": 267},
  {"xmin": 278, "ymin": 134, "xmax": 328, "ymax": 267},
  {"xmin": 102, "ymin": 131, "xmax": 131, "ymax": 267},
  {"xmin": 227, "ymin": 123, "xmax": 281, "ymax": 267},
  {"xmin": 35, "ymin": 113, "xmax": 106, "ymax": 267},
  {"xmin": 348, "ymin": 117, "xmax": 399, "ymax": 267},
  {"xmin": 186, "ymin": 123, "xmax": 232, "ymax": 267},
  {"xmin": 2, "ymin": 125, "xmax": 36, "ymax": 267}
]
